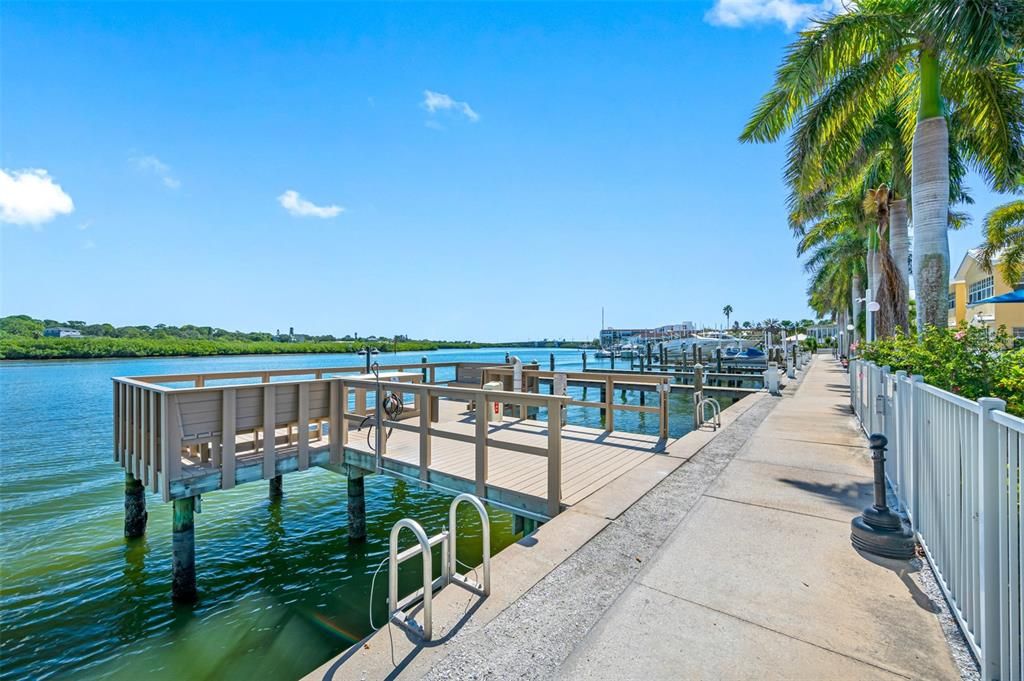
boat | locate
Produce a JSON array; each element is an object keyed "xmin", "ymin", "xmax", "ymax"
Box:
[
  {"xmin": 663, "ymin": 332, "xmax": 754, "ymax": 356},
  {"xmin": 357, "ymin": 348, "xmax": 367, "ymax": 356},
  {"xmin": 616, "ymin": 343, "xmax": 639, "ymax": 359},
  {"xmin": 594, "ymin": 348, "xmax": 614, "ymax": 359}
]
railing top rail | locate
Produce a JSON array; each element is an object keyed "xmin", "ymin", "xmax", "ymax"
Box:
[
  {"xmin": 991, "ymin": 409, "xmax": 1024, "ymax": 431},
  {"xmin": 341, "ymin": 376, "xmax": 570, "ymax": 405},
  {"xmin": 114, "ymin": 372, "xmax": 573, "ymax": 404},
  {"xmin": 486, "ymin": 366, "xmax": 669, "ymax": 384},
  {"xmin": 118, "ymin": 360, "xmax": 512, "ymax": 386},
  {"xmin": 915, "ymin": 380, "xmax": 984, "ymax": 413}
]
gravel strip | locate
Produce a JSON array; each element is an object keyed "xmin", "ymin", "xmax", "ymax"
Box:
[{"xmin": 420, "ymin": 394, "xmax": 780, "ymax": 681}]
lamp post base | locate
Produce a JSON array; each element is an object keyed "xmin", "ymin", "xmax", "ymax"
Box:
[{"xmin": 850, "ymin": 512, "xmax": 916, "ymax": 559}]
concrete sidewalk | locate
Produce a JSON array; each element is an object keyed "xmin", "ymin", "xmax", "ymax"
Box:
[
  {"xmin": 557, "ymin": 358, "xmax": 960, "ymax": 680},
  {"xmin": 417, "ymin": 358, "xmax": 962, "ymax": 681}
]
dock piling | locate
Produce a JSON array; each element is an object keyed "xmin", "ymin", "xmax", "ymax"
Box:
[
  {"xmin": 347, "ymin": 467, "xmax": 367, "ymax": 542},
  {"xmin": 172, "ymin": 497, "xmax": 197, "ymax": 603},
  {"xmin": 124, "ymin": 471, "xmax": 147, "ymax": 538},
  {"xmin": 269, "ymin": 475, "xmax": 283, "ymax": 500},
  {"xmin": 581, "ymin": 351, "xmax": 587, "ymax": 371}
]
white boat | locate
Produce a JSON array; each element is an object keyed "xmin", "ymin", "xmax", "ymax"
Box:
[
  {"xmin": 616, "ymin": 343, "xmax": 639, "ymax": 359},
  {"xmin": 664, "ymin": 332, "xmax": 753, "ymax": 356},
  {"xmin": 594, "ymin": 348, "xmax": 614, "ymax": 359}
]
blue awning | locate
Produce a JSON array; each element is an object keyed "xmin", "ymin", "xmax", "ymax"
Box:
[{"xmin": 973, "ymin": 288, "xmax": 1024, "ymax": 304}]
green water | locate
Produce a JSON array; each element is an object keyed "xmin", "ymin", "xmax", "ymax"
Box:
[{"xmin": 0, "ymin": 348, "xmax": 722, "ymax": 680}]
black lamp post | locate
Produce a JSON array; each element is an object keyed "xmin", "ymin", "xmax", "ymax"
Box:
[{"xmin": 850, "ymin": 433, "xmax": 916, "ymax": 559}]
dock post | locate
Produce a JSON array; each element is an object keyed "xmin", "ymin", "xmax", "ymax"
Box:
[
  {"xmin": 549, "ymin": 353, "xmax": 555, "ymax": 394},
  {"xmin": 346, "ymin": 466, "xmax": 367, "ymax": 542},
  {"xmin": 716, "ymin": 349, "xmax": 723, "ymax": 374},
  {"xmin": 692, "ymin": 364, "xmax": 704, "ymax": 431},
  {"xmin": 646, "ymin": 343, "xmax": 653, "ymax": 369},
  {"xmin": 640, "ymin": 387, "xmax": 646, "ymax": 406},
  {"xmin": 610, "ymin": 354, "xmax": 615, "ymax": 370},
  {"xmin": 421, "ymin": 356, "xmax": 428, "ymax": 382},
  {"xmin": 582, "ymin": 351, "xmax": 587, "ymax": 371},
  {"xmin": 365, "ymin": 347, "xmax": 371, "ymax": 374},
  {"xmin": 269, "ymin": 475, "xmax": 283, "ymax": 500},
  {"xmin": 172, "ymin": 497, "xmax": 197, "ymax": 603},
  {"xmin": 124, "ymin": 471, "xmax": 147, "ymax": 538}
]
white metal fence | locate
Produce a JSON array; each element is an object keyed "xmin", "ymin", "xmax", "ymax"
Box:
[{"xmin": 850, "ymin": 360, "xmax": 1022, "ymax": 681}]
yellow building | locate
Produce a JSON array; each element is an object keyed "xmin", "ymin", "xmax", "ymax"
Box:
[{"xmin": 947, "ymin": 247, "xmax": 1024, "ymax": 341}]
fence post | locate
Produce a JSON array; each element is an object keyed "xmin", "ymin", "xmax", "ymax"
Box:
[
  {"xmin": 908, "ymin": 375, "xmax": 923, "ymax": 526},
  {"xmin": 977, "ymin": 396, "xmax": 1006, "ymax": 681},
  {"xmin": 879, "ymin": 366, "xmax": 890, "ymax": 443},
  {"xmin": 892, "ymin": 371, "xmax": 906, "ymax": 496}
]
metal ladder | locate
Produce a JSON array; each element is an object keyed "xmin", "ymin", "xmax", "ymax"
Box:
[
  {"xmin": 388, "ymin": 493, "xmax": 491, "ymax": 640},
  {"xmin": 696, "ymin": 393, "xmax": 722, "ymax": 430}
]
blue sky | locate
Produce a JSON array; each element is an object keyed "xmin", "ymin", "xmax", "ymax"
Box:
[{"xmin": 0, "ymin": 1, "xmax": 1010, "ymax": 341}]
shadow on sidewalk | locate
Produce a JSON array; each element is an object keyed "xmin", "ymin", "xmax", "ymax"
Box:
[
  {"xmin": 854, "ymin": 550, "xmax": 941, "ymax": 614},
  {"xmin": 776, "ymin": 477, "xmax": 872, "ymax": 513}
]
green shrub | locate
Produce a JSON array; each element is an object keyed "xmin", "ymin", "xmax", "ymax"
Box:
[{"xmin": 861, "ymin": 324, "xmax": 1022, "ymax": 417}]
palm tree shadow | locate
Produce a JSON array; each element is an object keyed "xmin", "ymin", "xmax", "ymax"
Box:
[{"xmin": 776, "ymin": 477, "xmax": 873, "ymax": 513}]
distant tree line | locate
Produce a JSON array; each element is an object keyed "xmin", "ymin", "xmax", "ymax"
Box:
[{"xmin": 0, "ymin": 315, "xmax": 588, "ymax": 360}]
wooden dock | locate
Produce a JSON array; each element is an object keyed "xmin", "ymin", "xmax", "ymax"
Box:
[{"xmin": 111, "ymin": 359, "xmax": 749, "ymax": 600}]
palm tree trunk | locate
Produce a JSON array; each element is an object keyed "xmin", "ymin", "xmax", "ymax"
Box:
[
  {"xmin": 912, "ymin": 50, "xmax": 950, "ymax": 331},
  {"xmin": 889, "ymin": 199, "xmax": 910, "ymax": 334},
  {"xmin": 866, "ymin": 249, "xmax": 879, "ymax": 341}
]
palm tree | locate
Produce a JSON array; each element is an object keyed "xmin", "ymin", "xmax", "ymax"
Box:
[
  {"xmin": 742, "ymin": 321, "xmax": 752, "ymax": 329},
  {"xmin": 722, "ymin": 305, "xmax": 733, "ymax": 329},
  {"xmin": 741, "ymin": 0, "xmax": 1024, "ymax": 332},
  {"xmin": 980, "ymin": 198, "xmax": 1024, "ymax": 288}
]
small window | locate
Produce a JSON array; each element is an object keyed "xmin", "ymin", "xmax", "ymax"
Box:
[
  {"xmin": 1013, "ymin": 327, "xmax": 1024, "ymax": 339},
  {"xmin": 948, "ymin": 292, "xmax": 956, "ymax": 310},
  {"xmin": 968, "ymin": 276, "xmax": 994, "ymax": 304}
]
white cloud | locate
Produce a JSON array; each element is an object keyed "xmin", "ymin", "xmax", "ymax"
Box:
[
  {"xmin": 82, "ymin": 239, "xmax": 96, "ymax": 250},
  {"xmin": 277, "ymin": 190, "xmax": 344, "ymax": 218},
  {"xmin": 131, "ymin": 154, "xmax": 181, "ymax": 189},
  {"xmin": 705, "ymin": 0, "xmax": 845, "ymax": 30},
  {"xmin": 78, "ymin": 219, "xmax": 93, "ymax": 231},
  {"xmin": 423, "ymin": 90, "xmax": 479, "ymax": 122},
  {"xmin": 0, "ymin": 169, "xmax": 75, "ymax": 227}
]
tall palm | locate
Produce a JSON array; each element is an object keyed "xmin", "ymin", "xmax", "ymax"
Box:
[
  {"xmin": 742, "ymin": 0, "xmax": 1024, "ymax": 332},
  {"xmin": 722, "ymin": 305, "xmax": 733, "ymax": 328},
  {"xmin": 980, "ymin": 198, "xmax": 1024, "ymax": 287}
]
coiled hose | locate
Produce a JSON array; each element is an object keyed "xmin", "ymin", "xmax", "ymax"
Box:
[{"xmin": 358, "ymin": 387, "xmax": 404, "ymax": 451}]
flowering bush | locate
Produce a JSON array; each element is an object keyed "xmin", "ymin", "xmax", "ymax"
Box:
[{"xmin": 861, "ymin": 324, "xmax": 1023, "ymax": 417}]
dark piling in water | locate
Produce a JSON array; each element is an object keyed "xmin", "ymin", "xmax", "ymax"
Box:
[
  {"xmin": 269, "ymin": 475, "xmax": 283, "ymax": 500},
  {"xmin": 124, "ymin": 471, "xmax": 147, "ymax": 538},
  {"xmin": 347, "ymin": 468, "xmax": 366, "ymax": 542},
  {"xmin": 172, "ymin": 497, "xmax": 197, "ymax": 603}
]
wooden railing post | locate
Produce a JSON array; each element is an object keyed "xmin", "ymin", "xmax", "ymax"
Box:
[
  {"xmin": 605, "ymin": 376, "xmax": 615, "ymax": 431},
  {"xmin": 161, "ymin": 393, "xmax": 181, "ymax": 502},
  {"xmin": 475, "ymin": 397, "xmax": 488, "ymax": 497},
  {"xmin": 222, "ymin": 389, "xmax": 237, "ymax": 490},
  {"xmin": 547, "ymin": 396, "xmax": 562, "ymax": 517},
  {"xmin": 329, "ymin": 380, "xmax": 342, "ymax": 465},
  {"xmin": 262, "ymin": 385, "xmax": 277, "ymax": 480},
  {"xmin": 297, "ymin": 383, "xmax": 309, "ymax": 471},
  {"xmin": 419, "ymin": 386, "xmax": 431, "ymax": 482},
  {"xmin": 659, "ymin": 379, "xmax": 670, "ymax": 440}
]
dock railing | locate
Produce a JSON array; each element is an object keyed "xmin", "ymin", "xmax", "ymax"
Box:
[
  {"xmin": 113, "ymin": 361, "xmax": 571, "ymax": 517},
  {"xmin": 850, "ymin": 359, "xmax": 1022, "ymax": 681},
  {"xmin": 481, "ymin": 366, "xmax": 670, "ymax": 440}
]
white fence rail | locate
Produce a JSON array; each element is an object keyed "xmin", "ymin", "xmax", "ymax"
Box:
[{"xmin": 850, "ymin": 360, "xmax": 1022, "ymax": 681}]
